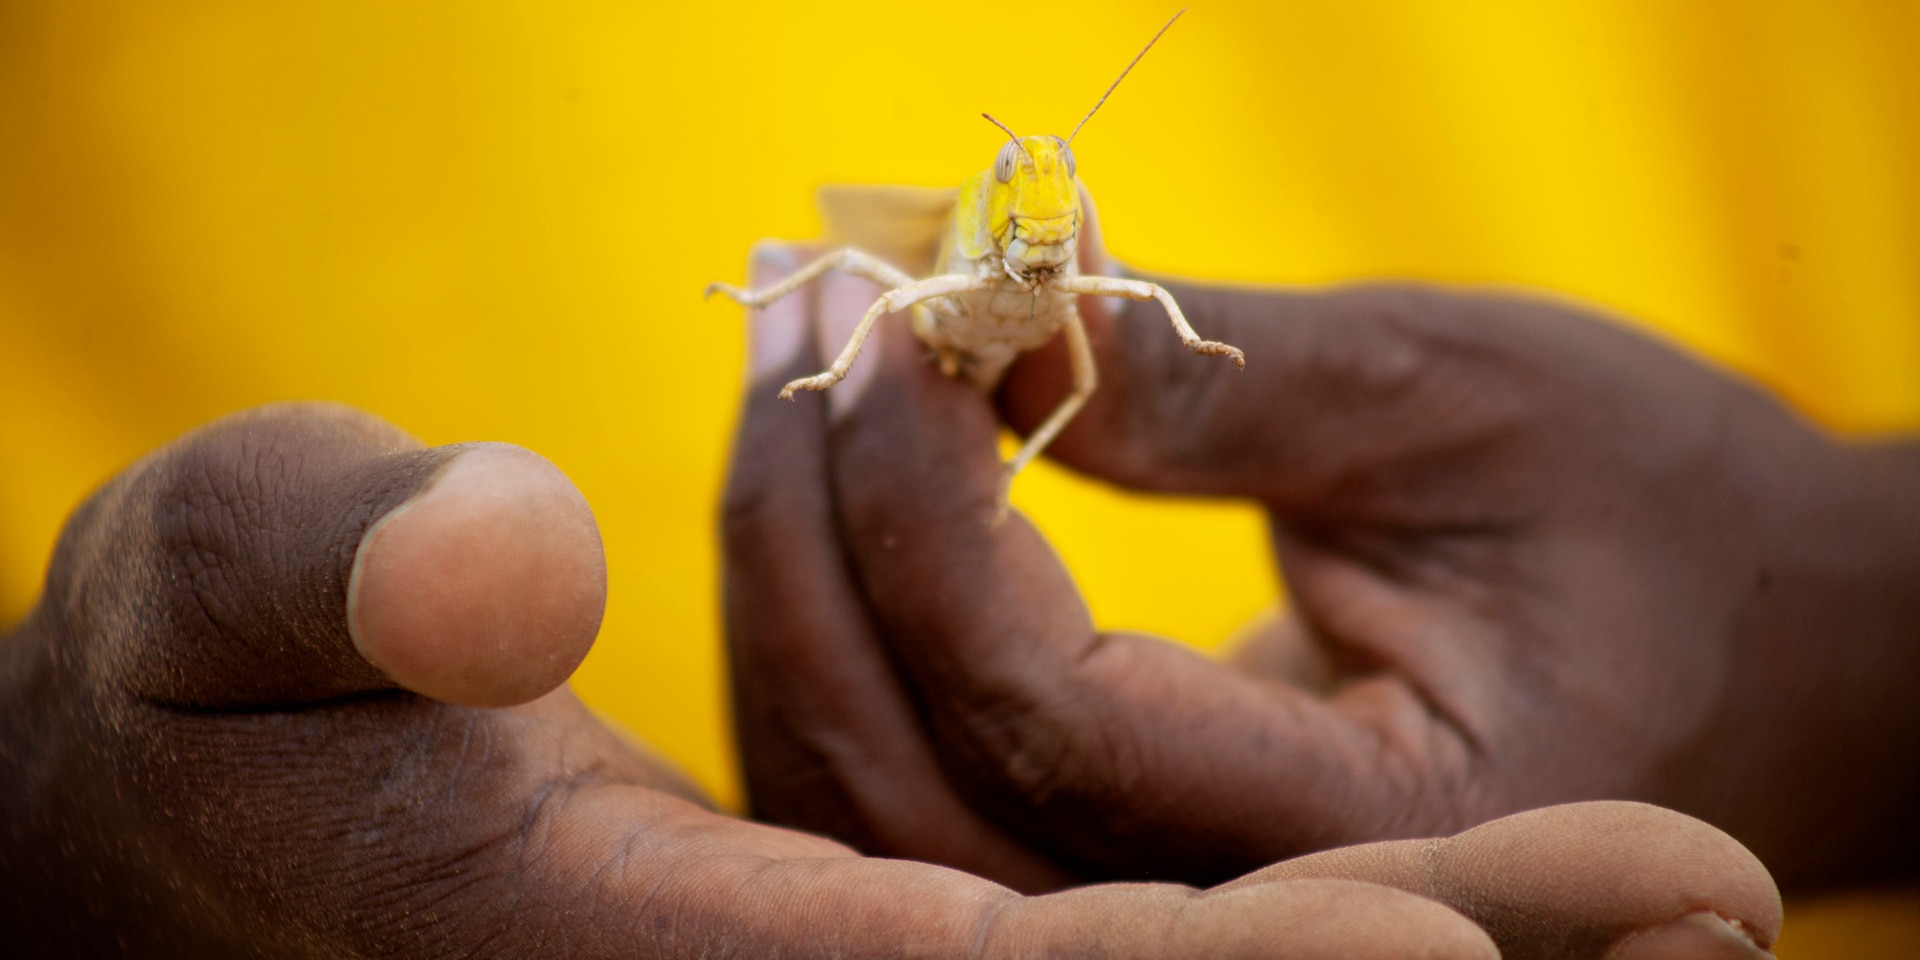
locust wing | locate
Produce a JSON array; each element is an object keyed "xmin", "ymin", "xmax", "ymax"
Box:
[{"xmin": 814, "ymin": 184, "xmax": 958, "ymax": 278}]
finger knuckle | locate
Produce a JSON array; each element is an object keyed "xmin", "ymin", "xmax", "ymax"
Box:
[
  {"xmin": 144, "ymin": 406, "xmax": 408, "ymax": 657},
  {"xmin": 948, "ymin": 668, "xmax": 1144, "ymax": 819},
  {"xmin": 1310, "ymin": 286, "xmax": 1450, "ymax": 401},
  {"xmin": 154, "ymin": 425, "xmax": 306, "ymax": 639}
]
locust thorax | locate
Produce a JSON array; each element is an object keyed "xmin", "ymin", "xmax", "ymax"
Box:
[{"xmin": 990, "ymin": 135, "xmax": 1080, "ymax": 281}]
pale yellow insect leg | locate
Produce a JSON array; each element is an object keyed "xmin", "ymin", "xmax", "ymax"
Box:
[
  {"xmin": 992, "ymin": 309, "xmax": 1098, "ymax": 524},
  {"xmin": 779, "ymin": 274, "xmax": 986, "ymax": 400},
  {"xmin": 704, "ymin": 247, "xmax": 917, "ymax": 307},
  {"xmin": 1056, "ymin": 275, "xmax": 1247, "ymax": 368}
]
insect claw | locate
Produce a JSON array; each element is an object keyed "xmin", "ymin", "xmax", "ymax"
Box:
[
  {"xmin": 1188, "ymin": 340, "xmax": 1247, "ymax": 368},
  {"xmin": 706, "ymin": 281, "xmax": 755, "ymax": 304},
  {"xmin": 778, "ymin": 372, "xmax": 840, "ymax": 398}
]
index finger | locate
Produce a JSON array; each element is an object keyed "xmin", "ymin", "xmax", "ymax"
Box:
[{"xmin": 719, "ymin": 244, "xmax": 1070, "ymax": 891}]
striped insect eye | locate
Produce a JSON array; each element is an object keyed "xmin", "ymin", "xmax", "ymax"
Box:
[
  {"xmin": 995, "ymin": 140, "xmax": 1019, "ymax": 182},
  {"xmin": 1055, "ymin": 137, "xmax": 1077, "ymax": 178}
]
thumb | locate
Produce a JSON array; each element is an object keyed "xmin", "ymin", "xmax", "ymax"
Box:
[
  {"xmin": 39, "ymin": 403, "xmax": 605, "ymax": 709},
  {"xmin": 1001, "ymin": 221, "xmax": 1548, "ymax": 510}
]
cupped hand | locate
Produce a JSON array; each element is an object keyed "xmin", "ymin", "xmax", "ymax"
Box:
[
  {"xmin": 723, "ymin": 242, "xmax": 1792, "ymax": 956},
  {"xmin": 2, "ymin": 402, "xmax": 1554, "ymax": 959}
]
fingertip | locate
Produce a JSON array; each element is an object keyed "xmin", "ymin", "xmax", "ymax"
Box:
[
  {"xmin": 747, "ymin": 241, "xmax": 807, "ymax": 382},
  {"xmin": 347, "ymin": 444, "xmax": 606, "ymax": 708},
  {"xmin": 1072, "ymin": 184, "xmax": 1125, "ymax": 330},
  {"xmin": 1073, "ymin": 183, "xmax": 1115, "ymax": 281},
  {"xmin": 825, "ymin": 276, "xmax": 1005, "ymax": 519},
  {"xmin": 819, "ymin": 270, "xmax": 888, "ymax": 419},
  {"xmin": 1442, "ymin": 802, "xmax": 1781, "ymax": 957}
]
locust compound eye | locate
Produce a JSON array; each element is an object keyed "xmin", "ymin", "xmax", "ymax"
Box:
[
  {"xmin": 995, "ymin": 140, "xmax": 1020, "ymax": 182},
  {"xmin": 1054, "ymin": 137, "xmax": 1077, "ymax": 178}
]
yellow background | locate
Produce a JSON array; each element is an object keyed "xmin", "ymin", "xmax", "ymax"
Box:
[{"xmin": 1, "ymin": 1, "xmax": 1915, "ymax": 954}]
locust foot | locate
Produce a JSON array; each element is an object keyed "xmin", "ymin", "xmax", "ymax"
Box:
[
  {"xmin": 1188, "ymin": 339, "xmax": 1246, "ymax": 369},
  {"xmin": 777, "ymin": 371, "xmax": 842, "ymax": 401}
]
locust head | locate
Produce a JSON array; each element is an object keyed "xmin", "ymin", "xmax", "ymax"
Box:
[
  {"xmin": 976, "ymin": 9, "xmax": 1181, "ymax": 282},
  {"xmin": 986, "ymin": 133, "xmax": 1079, "ymax": 276}
]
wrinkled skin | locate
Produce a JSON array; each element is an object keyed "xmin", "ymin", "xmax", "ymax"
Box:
[
  {"xmin": 724, "ymin": 216, "xmax": 1920, "ymax": 936},
  {"xmin": 0, "ymin": 400, "xmax": 1781, "ymax": 958}
]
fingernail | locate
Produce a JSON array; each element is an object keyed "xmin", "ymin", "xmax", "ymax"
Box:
[
  {"xmin": 1605, "ymin": 913, "xmax": 1772, "ymax": 960},
  {"xmin": 819, "ymin": 269, "xmax": 885, "ymax": 420},
  {"xmin": 747, "ymin": 241, "xmax": 804, "ymax": 381}
]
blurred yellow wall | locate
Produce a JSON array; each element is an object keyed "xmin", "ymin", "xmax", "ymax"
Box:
[{"xmin": 2, "ymin": 2, "xmax": 1916, "ymax": 953}]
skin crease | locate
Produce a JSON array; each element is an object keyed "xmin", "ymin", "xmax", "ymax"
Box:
[{"xmin": 724, "ymin": 206, "xmax": 1920, "ymax": 934}]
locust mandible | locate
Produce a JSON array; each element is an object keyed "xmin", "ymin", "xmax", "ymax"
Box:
[{"xmin": 706, "ymin": 10, "xmax": 1244, "ymax": 515}]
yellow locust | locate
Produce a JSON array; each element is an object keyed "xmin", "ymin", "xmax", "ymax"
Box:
[{"xmin": 707, "ymin": 10, "xmax": 1243, "ymax": 515}]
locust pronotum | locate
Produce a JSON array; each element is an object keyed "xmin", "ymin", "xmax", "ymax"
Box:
[{"xmin": 707, "ymin": 9, "xmax": 1243, "ymax": 518}]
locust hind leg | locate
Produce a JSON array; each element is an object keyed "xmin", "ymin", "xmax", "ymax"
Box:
[
  {"xmin": 992, "ymin": 309, "xmax": 1098, "ymax": 525},
  {"xmin": 780, "ymin": 273, "xmax": 987, "ymax": 400},
  {"xmin": 1056, "ymin": 275, "xmax": 1247, "ymax": 368},
  {"xmin": 704, "ymin": 246, "xmax": 917, "ymax": 308}
]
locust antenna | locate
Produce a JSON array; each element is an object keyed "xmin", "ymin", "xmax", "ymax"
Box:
[
  {"xmin": 982, "ymin": 112, "xmax": 1032, "ymax": 159},
  {"xmin": 1067, "ymin": 8, "xmax": 1184, "ymax": 145}
]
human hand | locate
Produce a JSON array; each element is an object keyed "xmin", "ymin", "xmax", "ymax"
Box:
[
  {"xmin": 721, "ymin": 243, "xmax": 1796, "ymax": 957},
  {"xmin": 0, "ymin": 403, "xmax": 1579, "ymax": 959},
  {"xmin": 984, "ymin": 244, "xmax": 1920, "ymax": 893}
]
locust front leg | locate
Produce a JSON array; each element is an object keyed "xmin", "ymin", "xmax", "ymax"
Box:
[
  {"xmin": 1055, "ymin": 276, "xmax": 1247, "ymax": 368},
  {"xmin": 992, "ymin": 309, "xmax": 1098, "ymax": 525},
  {"xmin": 704, "ymin": 246, "xmax": 917, "ymax": 307},
  {"xmin": 781, "ymin": 273, "xmax": 986, "ymax": 400}
]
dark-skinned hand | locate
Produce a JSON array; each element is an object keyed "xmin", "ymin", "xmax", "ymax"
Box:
[
  {"xmin": 3, "ymin": 401, "xmax": 1776, "ymax": 960},
  {"xmin": 724, "ymin": 217, "xmax": 1915, "ymax": 952}
]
